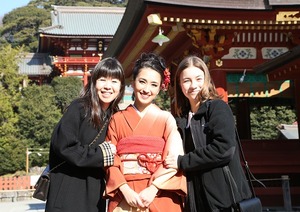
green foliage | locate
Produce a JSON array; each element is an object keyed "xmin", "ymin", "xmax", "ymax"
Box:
[
  {"xmin": 154, "ymin": 90, "xmax": 171, "ymax": 112},
  {"xmin": 18, "ymin": 85, "xmax": 61, "ymax": 149},
  {"xmin": 0, "ymin": 0, "xmax": 126, "ymax": 52},
  {"xmin": 1, "ymin": 7, "xmax": 50, "ymax": 52},
  {"xmin": 0, "ymin": 45, "xmax": 27, "ymax": 175},
  {"xmin": 0, "ymin": 137, "xmax": 25, "ymax": 175},
  {"xmin": 0, "ymin": 86, "xmax": 22, "ymax": 175},
  {"xmin": 0, "ymin": 87, "xmax": 18, "ymax": 136},
  {"xmin": 0, "ymin": 44, "xmax": 85, "ymax": 174},
  {"xmin": 51, "ymin": 76, "xmax": 83, "ymax": 112},
  {"xmin": 0, "ymin": 45, "xmax": 24, "ymax": 137},
  {"xmin": 250, "ymin": 105, "xmax": 296, "ymax": 140},
  {"xmin": 0, "ymin": 45, "xmax": 26, "ymax": 100}
]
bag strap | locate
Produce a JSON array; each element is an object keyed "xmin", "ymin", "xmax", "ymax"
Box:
[
  {"xmin": 234, "ymin": 129, "xmax": 256, "ymax": 197},
  {"xmin": 88, "ymin": 117, "xmax": 110, "ymax": 146},
  {"xmin": 222, "ymin": 132, "xmax": 256, "ymax": 206},
  {"xmin": 205, "ymin": 100, "xmax": 264, "ymax": 198},
  {"xmin": 234, "ymin": 129, "xmax": 266, "ymax": 196},
  {"xmin": 49, "ymin": 117, "xmax": 110, "ymax": 173},
  {"xmin": 223, "ymin": 166, "xmax": 238, "ymax": 204}
]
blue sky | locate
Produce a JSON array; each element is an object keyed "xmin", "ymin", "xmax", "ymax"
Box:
[{"xmin": 0, "ymin": 0, "xmax": 31, "ymax": 16}]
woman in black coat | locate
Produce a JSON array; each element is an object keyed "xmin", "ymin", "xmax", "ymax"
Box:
[
  {"xmin": 165, "ymin": 56, "xmax": 252, "ymax": 212},
  {"xmin": 45, "ymin": 57, "xmax": 125, "ymax": 212}
]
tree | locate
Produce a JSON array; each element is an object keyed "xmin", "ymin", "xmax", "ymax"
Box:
[
  {"xmin": 1, "ymin": 7, "xmax": 50, "ymax": 52},
  {"xmin": 51, "ymin": 76, "xmax": 83, "ymax": 112},
  {"xmin": 0, "ymin": 45, "xmax": 26, "ymax": 101},
  {"xmin": 154, "ymin": 90, "xmax": 171, "ymax": 112},
  {"xmin": 0, "ymin": 87, "xmax": 25, "ymax": 175},
  {"xmin": 18, "ymin": 85, "xmax": 61, "ymax": 151},
  {"xmin": 0, "ymin": 0, "xmax": 126, "ymax": 52},
  {"xmin": 250, "ymin": 105, "xmax": 296, "ymax": 140},
  {"xmin": 0, "ymin": 45, "xmax": 27, "ymax": 175},
  {"xmin": 17, "ymin": 85, "xmax": 61, "ymax": 168}
]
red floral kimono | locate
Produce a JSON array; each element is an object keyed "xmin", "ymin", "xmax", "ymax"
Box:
[{"xmin": 105, "ymin": 104, "xmax": 186, "ymax": 212}]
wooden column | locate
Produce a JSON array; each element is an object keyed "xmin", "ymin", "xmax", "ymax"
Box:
[
  {"xmin": 83, "ymin": 64, "xmax": 88, "ymax": 86},
  {"xmin": 210, "ymin": 69, "xmax": 228, "ymax": 103},
  {"xmin": 295, "ymin": 79, "xmax": 300, "ymax": 138},
  {"xmin": 236, "ymin": 98, "xmax": 251, "ymax": 139}
]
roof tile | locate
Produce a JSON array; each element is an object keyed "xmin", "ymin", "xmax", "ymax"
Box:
[
  {"xmin": 40, "ymin": 6, "xmax": 125, "ymax": 36},
  {"xmin": 18, "ymin": 53, "xmax": 52, "ymax": 76}
]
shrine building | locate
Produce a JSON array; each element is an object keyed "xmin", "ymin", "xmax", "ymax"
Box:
[
  {"xmin": 37, "ymin": 5, "xmax": 125, "ymax": 86},
  {"xmin": 103, "ymin": 0, "xmax": 300, "ymax": 209},
  {"xmin": 21, "ymin": 1, "xmax": 300, "ymax": 209}
]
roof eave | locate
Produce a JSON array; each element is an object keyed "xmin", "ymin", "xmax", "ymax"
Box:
[
  {"xmin": 254, "ymin": 45, "xmax": 300, "ymax": 74},
  {"xmin": 103, "ymin": 0, "xmax": 146, "ymax": 58},
  {"xmin": 39, "ymin": 33, "xmax": 114, "ymax": 38},
  {"xmin": 145, "ymin": 0, "xmax": 272, "ymax": 10}
]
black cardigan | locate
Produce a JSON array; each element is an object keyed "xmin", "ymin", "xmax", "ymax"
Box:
[
  {"xmin": 176, "ymin": 99, "xmax": 252, "ymax": 211},
  {"xmin": 46, "ymin": 99, "xmax": 109, "ymax": 212}
]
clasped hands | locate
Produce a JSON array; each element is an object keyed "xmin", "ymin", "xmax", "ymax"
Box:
[
  {"xmin": 120, "ymin": 184, "xmax": 158, "ymax": 209},
  {"xmin": 119, "ymin": 153, "xmax": 180, "ymax": 209}
]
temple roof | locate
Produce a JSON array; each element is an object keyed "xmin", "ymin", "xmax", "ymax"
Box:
[
  {"xmin": 254, "ymin": 45, "xmax": 300, "ymax": 81},
  {"xmin": 277, "ymin": 123, "xmax": 299, "ymax": 139},
  {"xmin": 104, "ymin": 0, "xmax": 300, "ymax": 78},
  {"xmin": 146, "ymin": 0, "xmax": 269, "ymax": 9},
  {"xmin": 39, "ymin": 6, "xmax": 125, "ymax": 37},
  {"xmin": 146, "ymin": 0, "xmax": 300, "ymax": 8},
  {"xmin": 18, "ymin": 53, "xmax": 52, "ymax": 76}
]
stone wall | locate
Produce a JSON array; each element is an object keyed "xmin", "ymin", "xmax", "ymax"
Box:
[{"xmin": 0, "ymin": 190, "xmax": 34, "ymax": 202}]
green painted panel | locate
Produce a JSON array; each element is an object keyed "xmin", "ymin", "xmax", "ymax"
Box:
[{"xmin": 226, "ymin": 73, "xmax": 267, "ymax": 83}]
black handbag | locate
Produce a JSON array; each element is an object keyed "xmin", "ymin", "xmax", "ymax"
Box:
[
  {"xmin": 32, "ymin": 165, "xmax": 51, "ymax": 201},
  {"xmin": 223, "ymin": 129, "xmax": 263, "ymax": 212},
  {"xmin": 238, "ymin": 197, "xmax": 262, "ymax": 212},
  {"xmin": 32, "ymin": 118, "xmax": 110, "ymax": 201},
  {"xmin": 224, "ymin": 165, "xmax": 262, "ymax": 212}
]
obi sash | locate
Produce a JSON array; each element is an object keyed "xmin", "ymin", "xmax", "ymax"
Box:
[{"xmin": 117, "ymin": 135, "xmax": 165, "ymax": 174}]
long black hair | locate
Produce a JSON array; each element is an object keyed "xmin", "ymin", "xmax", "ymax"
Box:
[{"xmin": 80, "ymin": 57, "xmax": 125, "ymax": 128}]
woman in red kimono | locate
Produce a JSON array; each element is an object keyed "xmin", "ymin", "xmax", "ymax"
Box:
[{"xmin": 105, "ymin": 53, "xmax": 186, "ymax": 212}]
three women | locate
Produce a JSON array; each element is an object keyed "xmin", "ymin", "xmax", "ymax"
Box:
[{"xmin": 47, "ymin": 52, "xmax": 251, "ymax": 212}]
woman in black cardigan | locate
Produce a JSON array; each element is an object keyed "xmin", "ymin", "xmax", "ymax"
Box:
[
  {"xmin": 45, "ymin": 57, "xmax": 125, "ymax": 212},
  {"xmin": 165, "ymin": 56, "xmax": 252, "ymax": 212}
]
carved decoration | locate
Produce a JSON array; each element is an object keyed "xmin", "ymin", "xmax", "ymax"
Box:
[
  {"xmin": 187, "ymin": 28, "xmax": 234, "ymax": 60},
  {"xmin": 276, "ymin": 11, "xmax": 300, "ymax": 22}
]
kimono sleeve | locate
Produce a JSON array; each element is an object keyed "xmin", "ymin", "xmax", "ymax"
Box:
[
  {"xmin": 150, "ymin": 112, "xmax": 187, "ymax": 195},
  {"xmin": 104, "ymin": 116, "xmax": 127, "ymax": 198}
]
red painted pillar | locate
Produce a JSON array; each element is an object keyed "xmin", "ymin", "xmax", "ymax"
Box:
[
  {"xmin": 83, "ymin": 73, "xmax": 88, "ymax": 86},
  {"xmin": 210, "ymin": 69, "xmax": 228, "ymax": 103},
  {"xmin": 83, "ymin": 64, "xmax": 88, "ymax": 86}
]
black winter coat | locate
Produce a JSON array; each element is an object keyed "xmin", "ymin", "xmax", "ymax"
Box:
[
  {"xmin": 45, "ymin": 99, "xmax": 110, "ymax": 212},
  {"xmin": 176, "ymin": 99, "xmax": 252, "ymax": 212}
]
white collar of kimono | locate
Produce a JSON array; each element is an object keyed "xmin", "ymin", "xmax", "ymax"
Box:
[{"xmin": 132, "ymin": 104, "xmax": 141, "ymax": 115}]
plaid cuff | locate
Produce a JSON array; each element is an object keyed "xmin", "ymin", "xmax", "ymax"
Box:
[{"xmin": 99, "ymin": 142, "xmax": 114, "ymax": 167}]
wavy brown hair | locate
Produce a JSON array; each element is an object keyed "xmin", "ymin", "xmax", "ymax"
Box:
[{"xmin": 174, "ymin": 55, "xmax": 221, "ymax": 117}]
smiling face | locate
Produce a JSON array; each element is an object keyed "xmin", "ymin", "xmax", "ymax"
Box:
[
  {"xmin": 179, "ymin": 66, "xmax": 205, "ymax": 109},
  {"xmin": 132, "ymin": 67, "xmax": 161, "ymax": 112},
  {"xmin": 96, "ymin": 76, "xmax": 122, "ymax": 111}
]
